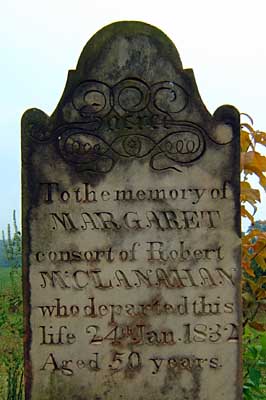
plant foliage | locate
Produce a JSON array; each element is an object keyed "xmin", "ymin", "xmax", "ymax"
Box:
[
  {"xmin": 241, "ymin": 116, "xmax": 266, "ymax": 398},
  {"xmin": 0, "ymin": 212, "xmax": 23, "ymax": 400}
]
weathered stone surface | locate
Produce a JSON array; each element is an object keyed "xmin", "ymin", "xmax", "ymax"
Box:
[{"xmin": 22, "ymin": 21, "xmax": 241, "ymax": 400}]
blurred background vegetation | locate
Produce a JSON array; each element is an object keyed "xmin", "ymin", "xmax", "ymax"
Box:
[
  {"xmin": 0, "ymin": 211, "xmax": 23, "ymax": 400},
  {"xmin": 240, "ymin": 117, "xmax": 266, "ymax": 399}
]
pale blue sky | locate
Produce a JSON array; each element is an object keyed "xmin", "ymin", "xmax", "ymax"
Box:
[{"xmin": 1, "ymin": 0, "xmax": 266, "ymax": 232}]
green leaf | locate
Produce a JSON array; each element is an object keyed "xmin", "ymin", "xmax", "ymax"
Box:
[
  {"xmin": 246, "ymin": 379, "xmax": 256, "ymax": 388},
  {"xmin": 243, "ymin": 389, "xmax": 253, "ymax": 400},
  {"xmin": 248, "ymin": 345, "xmax": 258, "ymax": 358},
  {"xmin": 249, "ymin": 367, "xmax": 261, "ymax": 386},
  {"xmin": 260, "ymin": 335, "xmax": 266, "ymax": 349}
]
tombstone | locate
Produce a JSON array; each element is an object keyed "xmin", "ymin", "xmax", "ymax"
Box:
[{"xmin": 22, "ymin": 21, "xmax": 241, "ymax": 400}]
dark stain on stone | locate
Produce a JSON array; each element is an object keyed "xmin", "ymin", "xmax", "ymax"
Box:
[{"xmin": 22, "ymin": 20, "xmax": 241, "ymax": 400}]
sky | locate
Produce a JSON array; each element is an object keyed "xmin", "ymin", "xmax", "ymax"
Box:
[{"xmin": 1, "ymin": 0, "xmax": 266, "ymax": 232}]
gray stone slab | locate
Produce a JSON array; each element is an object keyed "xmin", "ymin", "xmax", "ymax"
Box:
[{"xmin": 22, "ymin": 21, "xmax": 241, "ymax": 400}]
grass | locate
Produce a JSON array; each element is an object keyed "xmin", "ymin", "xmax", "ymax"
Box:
[
  {"xmin": 0, "ymin": 266, "xmax": 24, "ymax": 400},
  {"xmin": 0, "ymin": 268, "xmax": 15, "ymax": 291}
]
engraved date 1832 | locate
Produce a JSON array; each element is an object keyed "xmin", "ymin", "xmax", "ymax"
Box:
[{"xmin": 85, "ymin": 322, "xmax": 239, "ymax": 346}]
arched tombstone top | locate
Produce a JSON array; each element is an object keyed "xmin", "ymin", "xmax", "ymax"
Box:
[
  {"xmin": 22, "ymin": 21, "xmax": 239, "ymax": 171},
  {"xmin": 77, "ymin": 21, "xmax": 184, "ymax": 73}
]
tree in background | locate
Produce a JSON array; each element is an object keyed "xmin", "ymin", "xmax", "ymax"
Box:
[
  {"xmin": 241, "ymin": 117, "xmax": 266, "ymax": 399},
  {"xmin": 241, "ymin": 117, "xmax": 266, "ymax": 326},
  {"xmin": 2, "ymin": 210, "xmax": 21, "ymax": 268}
]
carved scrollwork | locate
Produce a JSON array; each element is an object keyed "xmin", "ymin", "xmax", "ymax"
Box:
[
  {"xmin": 70, "ymin": 78, "xmax": 188, "ymax": 119},
  {"xmin": 72, "ymin": 80, "xmax": 112, "ymax": 117},
  {"xmin": 113, "ymin": 78, "xmax": 150, "ymax": 115},
  {"xmin": 57, "ymin": 122, "xmax": 206, "ymax": 174},
  {"xmin": 30, "ymin": 78, "xmax": 211, "ymax": 173},
  {"xmin": 157, "ymin": 129, "xmax": 205, "ymax": 163},
  {"xmin": 150, "ymin": 127, "xmax": 205, "ymax": 172},
  {"xmin": 58, "ymin": 130, "xmax": 114, "ymax": 173},
  {"xmin": 150, "ymin": 81, "xmax": 188, "ymax": 116}
]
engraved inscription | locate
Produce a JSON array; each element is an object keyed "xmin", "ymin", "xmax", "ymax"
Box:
[{"xmin": 23, "ymin": 21, "xmax": 240, "ymax": 400}]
